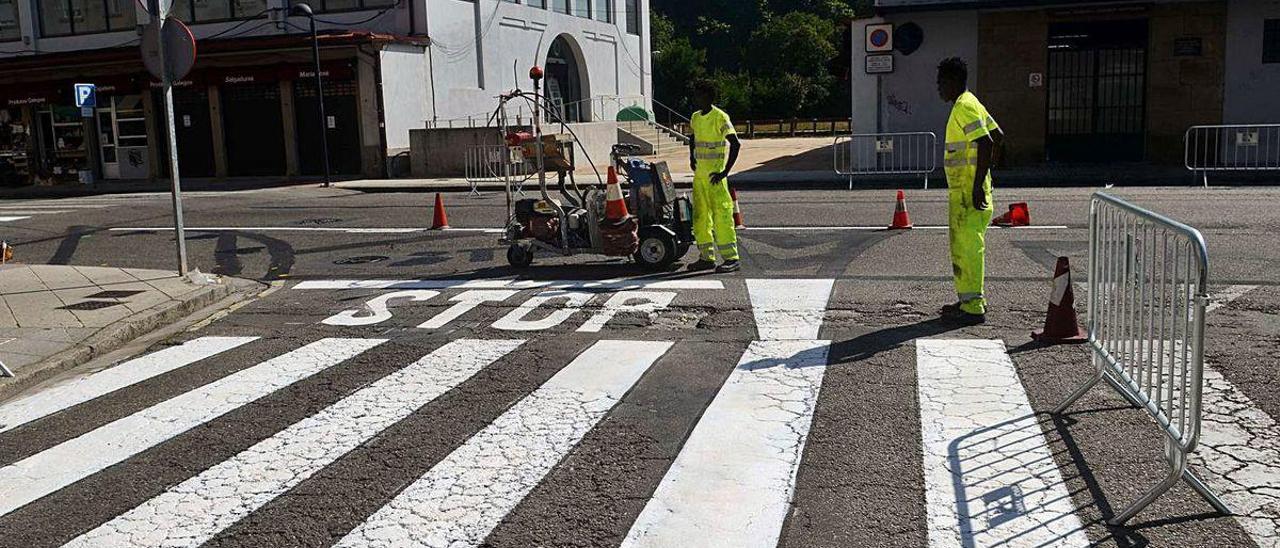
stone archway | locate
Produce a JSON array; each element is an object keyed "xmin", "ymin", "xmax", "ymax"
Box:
[{"xmin": 545, "ymin": 34, "xmax": 590, "ymax": 123}]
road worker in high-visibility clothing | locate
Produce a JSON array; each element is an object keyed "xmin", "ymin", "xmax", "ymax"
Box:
[
  {"xmin": 937, "ymin": 57, "xmax": 1003, "ymax": 322},
  {"xmin": 687, "ymin": 80, "xmax": 743, "ymax": 273}
]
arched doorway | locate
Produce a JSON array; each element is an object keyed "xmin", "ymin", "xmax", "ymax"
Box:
[{"xmin": 546, "ymin": 34, "xmax": 589, "ymax": 122}]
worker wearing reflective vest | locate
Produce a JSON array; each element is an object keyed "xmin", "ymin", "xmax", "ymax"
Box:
[
  {"xmin": 937, "ymin": 57, "xmax": 1004, "ymax": 321},
  {"xmin": 687, "ymin": 80, "xmax": 743, "ymax": 273}
]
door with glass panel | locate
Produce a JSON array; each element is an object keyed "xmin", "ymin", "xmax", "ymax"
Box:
[{"xmin": 98, "ymin": 95, "xmax": 149, "ymax": 179}]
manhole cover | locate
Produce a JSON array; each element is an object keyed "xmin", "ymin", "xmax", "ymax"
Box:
[
  {"xmin": 60, "ymin": 301, "xmax": 123, "ymax": 311},
  {"xmin": 334, "ymin": 255, "xmax": 389, "ymax": 265},
  {"xmin": 86, "ymin": 290, "xmax": 145, "ymax": 299},
  {"xmin": 298, "ymin": 218, "xmax": 342, "ymax": 225}
]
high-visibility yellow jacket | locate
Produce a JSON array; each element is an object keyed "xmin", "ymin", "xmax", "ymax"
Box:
[
  {"xmin": 944, "ymin": 91, "xmax": 999, "ymax": 204},
  {"xmin": 691, "ymin": 106, "xmax": 736, "ymax": 174}
]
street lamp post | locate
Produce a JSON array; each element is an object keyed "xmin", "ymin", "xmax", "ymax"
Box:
[{"xmin": 292, "ymin": 3, "xmax": 332, "ymax": 188}]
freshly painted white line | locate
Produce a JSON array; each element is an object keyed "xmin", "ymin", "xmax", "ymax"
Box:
[
  {"xmin": 0, "ymin": 337, "xmax": 385, "ymax": 518},
  {"xmin": 916, "ymin": 339, "xmax": 1088, "ymax": 548},
  {"xmin": 0, "ymin": 337, "xmax": 258, "ymax": 434},
  {"xmin": 0, "ymin": 216, "xmax": 31, "ymax": 222},
  {"xmin": 67, "ymin": 339, "xmax": 522, "ymax": 548},
  {"xmin": 292, "ymin": 279, "xmax": 726, "ymax": 291},
  {"xmin": 622, "ymin": 339, "xmax": 831, "ymax": 548},
  {"xmin": 105, "ymin": 227, "xmax": 503, "ymax": 234},
  {"xmin": 0, "ymin": 205, "xmax": 107, "ymax": 210},
  {"xmin": 335, "ymin": 339, "xmax": 673, "ymax": 548},
  {"xmin": 746, "ymin": 278, "xmax": 835, "ymax": 340},
  {"xmin": 741, "ymin": 225, "xmax": 1071, "ymax": 231},
  {"xmin": 0, "ymin": 210, "xmax": 74, "ymax": 215}
]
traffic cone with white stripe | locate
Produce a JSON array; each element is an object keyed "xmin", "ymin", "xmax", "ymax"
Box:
[
  {"xmin": 1, "ymin": 241, "xmax": 11, "ymax": 264},
  {"xmin": 603, "ymin": 166, "xmax": 631, "ymax": 223},
  {"xmin": 730, "ymin": 187, "xmax": 746, "ymax": 228},
  {"xmin": 1032, "ymin": 256, "xmax": 1086, "ymax": 343},
  {"xmin": 431, "ymin": 193, "xmax": 450, "ymax": 230},
  {"xmin": 888, "ymin": 190, "xmax": 913, "ymax": 229}
]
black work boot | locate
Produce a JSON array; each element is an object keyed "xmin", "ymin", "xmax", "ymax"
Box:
[
  {"xmin": 715, "ymin": 259, "xmax": 741, "ymax": 273},
  {"xmin": 687, "ymin": 259, "xmax": 716, "ymax": 272}
]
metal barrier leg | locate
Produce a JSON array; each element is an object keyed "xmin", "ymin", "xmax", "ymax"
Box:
[
  {"xmin": 1108, "ymin": 443, "xmax": 1188, "ymax": 525},
  {"xmin": 1202, "ymin": 171, "xmax": 1209, "ymax": 188},
  {"xmin": 1052, "ymin": 367, "xmax": 1102, "ymax": 414},
  {"xmin": 923, "ymin": 174, "xmax": 929, "ymax": 190},
  {"xmin": 0, "ymin": 359, "xmax": 12, "ymax": 378},
  {"xmin": 1182, "ymin": 468, "xmax": 1232, "ymax": 515},
  {"xmin": 848, "ymin": 175, "xmax": 853, "ymax": 191}
]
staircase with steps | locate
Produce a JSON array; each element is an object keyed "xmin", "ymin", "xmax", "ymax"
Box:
[{"xmin": 618, "ymin": 120, "xmax": 688, "ymax": 156}]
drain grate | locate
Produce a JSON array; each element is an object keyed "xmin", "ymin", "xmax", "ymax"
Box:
[
  {"xmin": 334, "ymin": 255, "xmax": 389, "ymax": 265},
  {"xmin": 60, "ymin": 301, "xmax": 123, "ymax": 311},
  {"xmin": 85, "ymin": 290, "xmax": 145, "ymax": 299}
]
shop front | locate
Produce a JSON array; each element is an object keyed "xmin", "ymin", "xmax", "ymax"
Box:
[{"xmin": 292, "ymin": 62, "xmax": 361, "ymax": 176}]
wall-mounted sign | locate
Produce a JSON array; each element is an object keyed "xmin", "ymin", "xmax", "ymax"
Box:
[
  {"xmin": 865, "ymin": 54, "xmax": 894, "ymax": 74},
  {"xmin": 866, "ymin": 23, "xmax": 894, "ymax": 53},
  {"xmin": 1174, "ymin": 37, "xmax": 1203, "ymax": 57},
  {"xmin": 1028, "ymin": 72, "xmax": 1044, "ymax": 88}
]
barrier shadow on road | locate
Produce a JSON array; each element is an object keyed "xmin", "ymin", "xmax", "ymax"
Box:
[{"xmin": 826, "ymin": 317, "xmax": 965, "ymax": 365}]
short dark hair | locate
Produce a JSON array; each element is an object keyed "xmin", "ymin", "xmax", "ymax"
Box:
[
  {"xmin": 692, "ymin": 79, "xmax": 718, "ymax": 101},
  {"xmin": 937, "ymin": 57, "xmax": 968, "ymax": 86}
]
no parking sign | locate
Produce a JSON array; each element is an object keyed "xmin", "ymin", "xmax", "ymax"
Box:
[{"xmin": 865, "ymin": 23, "xmax": 893, "ymax": 53}]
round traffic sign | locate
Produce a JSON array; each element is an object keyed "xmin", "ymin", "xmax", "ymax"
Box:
[
  {"xmin": 141, "ymin": 18, "xmax": 197, "ymax": 81},
  {"xmin": 869, "ymin": 29, "xmax": 890, "ymax": 48}
]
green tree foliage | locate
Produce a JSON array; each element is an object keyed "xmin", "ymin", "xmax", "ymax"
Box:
[{"xmin": 651, "ymin": 0, "xmax": 871, "ymax": 120}]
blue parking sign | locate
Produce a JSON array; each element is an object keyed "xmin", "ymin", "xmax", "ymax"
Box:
[{"xmin": 74, "ymin": 83, "xmax": 96, "ymax": 108}]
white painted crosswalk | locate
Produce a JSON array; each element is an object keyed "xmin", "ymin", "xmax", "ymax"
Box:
[
  {"xmin": 67, "ymin": 338, "xmax": 522, "ymax": 548},
  {"xmin": 335, "ymin": 339, "xmax": 673, "ymax": 548},
  {"xmin": 1, "ymin": 277, "xmax": 1276, "ymax": 547},
  {"xmin": 0, "ymin": 337, "xmax": 384, "ymax": 517}
]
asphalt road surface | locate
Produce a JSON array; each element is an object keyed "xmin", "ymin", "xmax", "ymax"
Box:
[{"xmin": 1, "ymin": 184, "xmax": 1279, "ymax": 547}]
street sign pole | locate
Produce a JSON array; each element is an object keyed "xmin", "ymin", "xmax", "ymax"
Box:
[{"xmin": 148, "ymin": 0, "xmax": 188, "ymax": 276}]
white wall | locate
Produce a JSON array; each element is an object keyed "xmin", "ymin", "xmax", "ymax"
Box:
[
  {"xmin": 381, "ymin": 43, "xmax": 431, "ymax": 152},
  {"xmin": 1224, "ymin": 0, "xmax": 1280, "ymax": 123},
  {"xmin": 423, "ymin": 0, "xmax": 650, "ymax": 122},
  {"xmin": 850, "ymin": 12, "xmax": 978, "ymax": 135}
]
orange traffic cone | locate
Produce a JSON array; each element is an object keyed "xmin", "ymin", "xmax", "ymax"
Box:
[
  {"xmin": 888, "ymin": 190, "xmax": 913, "ymax": 229},
  {"xmin": 603, "ymin": 166, "xmax": 631, "ymax": 223},
  {"xmin": 993, "ymin": 202, "xmax": 1031, "ymax": 227},
  {"xmin": 730, "ymin": 187, "xmax": 746, "ymax": 228},
  {"xmin": 1032, "ymin": 256, "xmax": 1086, "ymax": 343},
  {"xmin": 1, "ymin": 241, "xmax": 10, "ymax": 264},
  {"xmin": 431, "ymin": 193, "xmax": 450, "ymax": 230}
]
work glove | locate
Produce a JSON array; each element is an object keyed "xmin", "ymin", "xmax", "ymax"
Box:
[{"xmin": 710, "ymin": 171, "xmax": 728, "ymax": 184}]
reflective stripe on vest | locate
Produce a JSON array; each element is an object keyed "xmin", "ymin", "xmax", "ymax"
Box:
[
  {"xmin": 944, "ymin": 157, "xmax": 977, "ymax": 168},
  {"xmin": 695, "ymin": 152, "xmax": 724, "ymax": 161},
  {"xmin": 945, "ymin": 142, "xmax": 968, "ymax": 153},
  {"xmin": 962, "ymin": 119, "xmax": 984, "ymax": 134},
  {"xmin": 694, "ymin": 141, "xmax": 724, "ymax": 149}
]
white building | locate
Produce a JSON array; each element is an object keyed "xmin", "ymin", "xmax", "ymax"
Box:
[{"xmin": 0, "ymin": 0, "xmax": 651, "ymax": 183}]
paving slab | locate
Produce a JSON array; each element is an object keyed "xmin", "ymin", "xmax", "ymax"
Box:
[{"xmin": 0, "ymin": 264, "xmax": 263, "ymax": 401}]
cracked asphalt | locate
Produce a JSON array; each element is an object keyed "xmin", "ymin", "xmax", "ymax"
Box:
[{"xmin": 1, "ymin": 184, "xmax": 1278, "ymax": 547}]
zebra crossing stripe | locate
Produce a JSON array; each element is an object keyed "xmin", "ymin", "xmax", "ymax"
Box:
[
  {"xmin": 0, "ymin": 337, "xmax": 258, "ymax": 434},
  {"xmin": 621, "ymin": 339, "xmax": 831, "ymax": 548},
  {"xmin": 292, "ymin": 279, "xmax": 726, "ymax": 291},
  {"xmin": 915, "ymin": 339, "xmax": 1089, "ymax": 547},
  {"xmin": 66, "ymin": 338, "xmax": 523, "ymax": 548},
  {"xmin": 0, "ymin": 337, "xmax": 385, "ymax": 518},
  {"xmin": 746, "ymin": 279, "xmax": 835, "ymax": 340},
  {"xmin": 335, "ymin": 339, "xmax": 673, "ymax": 548}
]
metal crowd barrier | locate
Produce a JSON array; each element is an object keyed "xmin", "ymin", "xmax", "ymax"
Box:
[
  {"xmin": 464, "ymin": 145, "xmax": 532, "ymax": 196},
  {"xmin": 1184, "ymin": 124, "xmax": 1280, "ymax": 186},
  {"xmin": 833, "ymin": 132, "xmax": 937, "ymax": 190},
  {"xmin": 1054, "ymin": 192, "xmax": 1230, "ymax": 525}
]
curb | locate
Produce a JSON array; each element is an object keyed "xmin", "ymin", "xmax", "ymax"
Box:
[{"xmin": 0, "ymin": 276, "xmax": 265, "ymax": 402}]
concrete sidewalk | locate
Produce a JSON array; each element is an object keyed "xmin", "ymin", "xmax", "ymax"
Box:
[{"xmin": 0, "ymin": 264, "xmax": 262, "ymax": 400}]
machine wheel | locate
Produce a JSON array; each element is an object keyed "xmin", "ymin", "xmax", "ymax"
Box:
[
  {"xmin": 507, "ymin": 243, "xmax": 534, "ymax": 268},
  {"xmin": 635, "ymin": 229, "xmax": 678, "ymax": 270}
]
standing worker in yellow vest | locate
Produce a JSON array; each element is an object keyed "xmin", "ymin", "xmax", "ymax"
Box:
[
  {"xmin": 687, "ymin": 80, "xmax": 743, "ymax": 273},
  {"xmin": 937, "ymin": 57, "xmax": 1003, "ymax": 322}
]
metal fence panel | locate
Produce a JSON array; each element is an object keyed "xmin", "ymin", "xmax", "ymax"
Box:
[
  {"xmin": 1054, "ymin": 192, "xmax": 1229, "ymax": 525},
  {"xmin": 1184, "ymin": 124, "xmax": 1280, "ymax": 186},
  {"xmin": 833, "ymin": 132, "xmax": 937, "ymax": 189},
  {"xmin": 465, "ymin": 145, "xmax": 532, "ymax": 195}
]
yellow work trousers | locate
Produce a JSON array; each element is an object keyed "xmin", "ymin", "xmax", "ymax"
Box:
[
  {"xmin": 948, "ymin": 189, "xmax": 993, "ymax": 315},
  {"xmin": 692, "ymin": 169, "xmax": 739, "ymax": 262}
]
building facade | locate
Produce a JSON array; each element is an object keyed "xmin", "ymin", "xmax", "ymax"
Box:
[
  {"xmin": 852, "ymin": 0, "xmax": 1280, "ymax": 167},
  {"xmin": 0, "ymin": 0, "xmax": 651, "ymax": 185}
]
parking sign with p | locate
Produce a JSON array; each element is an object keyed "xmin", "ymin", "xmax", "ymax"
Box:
[{"xmin": 74, "ymin": 83, "xmax": 97, "ymax": 109}]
